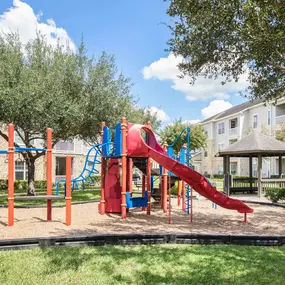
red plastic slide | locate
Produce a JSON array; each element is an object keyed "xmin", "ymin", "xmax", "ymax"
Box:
[{"xmin": 127, "ymin": 124, "xmax": 254, "ymax": 214}]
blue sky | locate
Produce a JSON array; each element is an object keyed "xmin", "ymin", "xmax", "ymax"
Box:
[{"xmin": 0, "ymin": 0, "xmax": 247, "ymax": 125}]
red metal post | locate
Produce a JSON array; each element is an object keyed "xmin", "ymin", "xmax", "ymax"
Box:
[
  {"xmin": 8, "ymin": 124, "xmax": 14, "ymax": 226},
  {"xmin": 168, "ymin": 176, "xmax": 171, "ymax": 224},
  {"xmin": 182, "ymin": 181, "xmax": 186, "ymax": 212},
  {"xmin": 46, "ymin": 128, "xmax": 52, "ymax": 221},
  {"xmin": 190, "ymin": 185, "xmax": 193, "ymax": 222},
  {"xmin": 121, "ymin": 117, "xmax": 127, "ymax": 219},
  {"xmin": 177, "ymin": 180, "xmax": 181, "ymax": 206},
  {"xmin": 65, "ymin": 156, "xmax": 72, "ymax": 226},
  {"xmin": 243, "ymin": 213, "xmax": 247, "ymax": 223},
  {"xmin": 100, "ymin": 122, "xmax": 106, "ymax": 215},
  {"xmin": 142, "ymin": 174, "xmax": 146, "ymax": 211},
  {"xmin": 146, "ymin": 121, "xmax": 151, "ymax": 215},
  {"xmin": 162, "ymin": 142, "xmax": 168, "ymax": 213}
]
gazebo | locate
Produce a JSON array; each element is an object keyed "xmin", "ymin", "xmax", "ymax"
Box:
[{"xmin": 218, "ymin": 131, "xmax": 285, "ymax": 197}]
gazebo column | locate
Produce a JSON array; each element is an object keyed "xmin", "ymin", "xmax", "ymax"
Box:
[
  {"xmin": 257, "ymin": 154, "xmax": 262, "ymax": 197},
  {"xmin": 249, "ymin": 155, "xmax": 253, "ymax": 192},
  {"xmin": 279, "ymin": 154, "xmax": 282, "ymax": 178},
  {"xmin": 223, "ymin": 155, "xmax": 230, "ymax": 195}
]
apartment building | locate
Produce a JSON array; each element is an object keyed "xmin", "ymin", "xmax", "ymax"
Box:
[
  {"xmin": 0, "ymin": 126, "xmax": 98, "ymax": 183},
  {"xmin": 193, "ymin": 97, "xmax": 285, "ymax": 177}
]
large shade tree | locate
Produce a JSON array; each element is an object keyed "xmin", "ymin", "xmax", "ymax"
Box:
[
  {"xmin": 0, "ymin": 33, "xmax": 160, "ymax": 195},
  {"xmin": 159, "ymin": 119, "xmax": 207, "ymax": 153},
  {"xmin": 166, "ymin": 0, "xmax": 285, "ymax": 101}
]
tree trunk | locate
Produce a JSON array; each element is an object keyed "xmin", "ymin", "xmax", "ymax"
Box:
[{"xmin": 27, "ymin": 158, "xmax": 36, "ymax": 196}]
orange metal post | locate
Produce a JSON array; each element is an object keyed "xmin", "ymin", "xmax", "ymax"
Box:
[
  {"xmin": 100, "ymin": 122, "xmax": 106, "ymax": 215},
  {"xmin": 146, "ymin": 121, "xmax": 151, "ymax": 215},
  {"xmin": 142, "ymin": 174, "xmax": 146, "ymax": 211},
  {"xmin": 65, "ymin": 156, "xmax": 72, "ymax": 226},
  {"xmin": 128, "ymin": 158, "xmax": 133, "ymax": 195},
  {"xmin": 121, "ymin": 117, "xmax": 127, "ymax": 219},
  {"xmin": 168, "ymin": 176, "xmax": 171, "ymax": 224},
  {"xmin": 46, "ymin": 128, "xmax": 53, "ymax": 221},
  {"xmin": 162, "ymin": 142, "xmax": 168, "ymax": 213},
  {"xmin": 182, "ymin": 181, "xmax": 186, "ymax": 212},
  {"xmin": 8, "ymin": 124, "xmax": 14, "ymax": 226},
  {"xmin": 177, "ymin": 180, "xmax": 181, "ymax": 206}
]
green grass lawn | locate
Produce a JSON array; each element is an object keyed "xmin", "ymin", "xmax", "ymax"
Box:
[
  {"xmin": 0, "ymin": 244, "xmax": 284, "ymax": 285},
  {"xmin": 0, "ymin": 189, "xmax": 101, "ymax": 206}
]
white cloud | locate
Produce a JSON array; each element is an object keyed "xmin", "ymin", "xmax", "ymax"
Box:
[
  {"xmin": 201, "ymin": 100, "xmax": 232, "ymax": 119},
  {"xmin": 183, "ymin": 119, "xmax": 201, "ymax": 125},
  {"xmin": 146, "ymin": 106, "xmax": 170, "ymax": 122},
  {"xmin": 142, "ymin": 53, "xmax": 248, "ymax": 101},
  {"xmin": 0, "ymin": 0, "xmax": 75, "ymax": 51}
]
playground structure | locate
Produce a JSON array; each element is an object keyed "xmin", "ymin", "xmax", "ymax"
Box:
[
  {"xmin": 1, "ymin": 117, "xmax": 254, "ymax": 227},
  {"xmin": 97, "ymin": 118, "xmax": 254, "ymax": 222},
  {"xmin": 0, "ymin": 124, "xmax": 72, "ymax": 227}
]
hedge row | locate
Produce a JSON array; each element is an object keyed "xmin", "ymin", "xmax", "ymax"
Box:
[{"xmin": 0, "ymin": 179, "xmax": 47, "ymax": 191}]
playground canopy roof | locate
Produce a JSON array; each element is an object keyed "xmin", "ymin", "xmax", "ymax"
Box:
[{"xmin": 217, "ymin": 131, "xmax": 285, "ymax": 157}]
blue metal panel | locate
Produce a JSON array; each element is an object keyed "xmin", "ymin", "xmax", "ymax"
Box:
[
  {"xmin": 0, "ymin": 150, "xmax": 7, "ymax": 154},
  {"xmin": 114, "ymin": 123, "xmax": 122, "ymax": 157},
  {"xmin": 126, "ymin": 192, "xmax": 148, "ymax": 209},
  {"xmin": 102, "ymin": 126, "xmax": 111, "ymax": 157},
  {"xmin": 151, "ymin": 176, "xmax": 154, "ymax": 193},
  {"xmin": 179, "ymin": 147, "xmax": 185, "ymax": 164}
]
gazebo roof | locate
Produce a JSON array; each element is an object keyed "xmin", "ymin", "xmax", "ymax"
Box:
[{"xmin": 218, "ymin": 131, "xmax": 285, "ymax": 157}]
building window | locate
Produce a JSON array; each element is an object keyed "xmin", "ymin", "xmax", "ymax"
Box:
[
  {"xmin": 15, "ymin": 161, "xmax": 28, "ymax": 180},
  {"xmin": 267, "ymin": 110, "xmax": 271, "ymax": 125},
  {"xmin": 217, "ymin": 143, "xmax": 224, "ymax": 152},
  {"xmin": 230, "ymin": 118, "xmax": 238, "ymax": 129},
  {"xmin": 218, "ymin": 122, "xmax": 225, "ymax": 135},
  {"xmin": 230, "ymin": 163, "xmax": 237, "ymax": 175},
  {"xmin": 218, "ymin": 165, "xmax": 223, "ymax": 175},
  {"xmin": 253, "ymin": 114, "xmax": 258, "ymax": 129},
  {"xmin": 55, "ymin": 141, "xmax": 75, "ymax": 152},
  {"xmin": 204, "ymin": 150, "xmax": 208, "ymax": 157},
  {"xmin": 56, "ymin": 157, "xmax": 74, "ymax": 176}
]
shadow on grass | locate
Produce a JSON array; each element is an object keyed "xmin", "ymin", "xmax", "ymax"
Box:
[{"xmin": 39, "ymin": 244, "xmax": 285, "ymax": 284}]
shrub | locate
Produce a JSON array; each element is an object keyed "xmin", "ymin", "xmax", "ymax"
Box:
[
  {"xmin": 203, "ymin": 173, "xmax": 211, "ymax": 178},
  {"xmin": 14, "ymin": 180, "xmax": 28, "ymax": 190},
  {"xmin": 265, "ymin": 188, "xmax": 285, "ymax": 203},
  {"xmin": 0, "ymin": 179, "xmax": 8, "ymax": 190},
  {"xmin": 213, "ymin": 174, "xmax": 224, "ymax": 179}
]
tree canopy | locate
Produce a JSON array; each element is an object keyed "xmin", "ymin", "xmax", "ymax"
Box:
[
  {"xmin": 166, "ymin": 0, "xmax": 285, "ymax": 101},
  {"xmin": 0, "ymin": 33, "xmax": 160, "ymax": 194},
  {"xmin": 159, "ymin": 119, "xmax": 207, "ymax": 153}
]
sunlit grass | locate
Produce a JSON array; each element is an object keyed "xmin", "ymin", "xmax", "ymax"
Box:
[{"xmin": 0, "ymin": 244, "xmax": 284, "ymax": 285}]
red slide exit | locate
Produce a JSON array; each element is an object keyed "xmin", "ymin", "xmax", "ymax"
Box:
[{"xmin": 127, "ymin": 124, "xmax": 254, "ymax": 214}]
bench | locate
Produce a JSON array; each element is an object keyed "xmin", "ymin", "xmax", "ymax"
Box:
[{"xmin": 14, "ymin": 195, "xmax": 65, "ymax": 201}]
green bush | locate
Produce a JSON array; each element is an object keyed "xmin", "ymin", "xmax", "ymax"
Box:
[
  {"xmin": 35, "ymin": 180, "xmax": 47, "ymax": 189},
  {"xmin": 0, "ymin": 179, "xmax": 48, "ymax": 191},
  {"xmin": 203, "ymin": 173, "xmax": 211, "ymax": 178},
  {"xmin": 14, "ymin": 180, "xmax": 28, "ymax": 190},
  {"xmin": 0, "ymin": 179, "xmax": 8, "ymax": 190},
  {"xmin": 213, "ymin": 174, "xmax": 224, "ymax": 179},
  {"xmin": 265, "ymin": 188, "xmax": 285, "ymax": 203}
]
